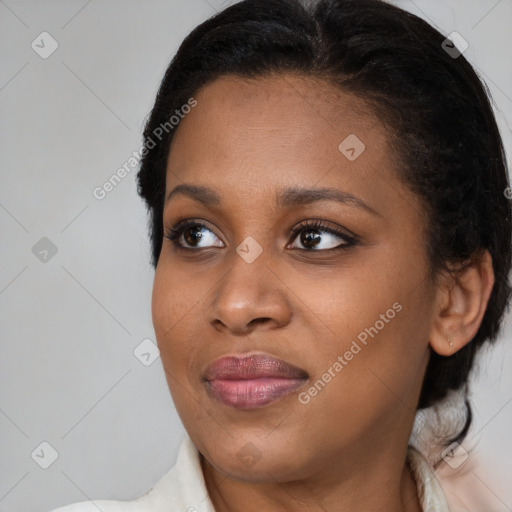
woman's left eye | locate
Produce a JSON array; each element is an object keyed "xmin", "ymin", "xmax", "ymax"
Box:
[{"xmin": 288, "ymin": 220, "xmax": 357, "ymax": 251}]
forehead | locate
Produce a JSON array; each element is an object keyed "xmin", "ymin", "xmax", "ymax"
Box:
[
  {"xmin": 184, "ymin": 73, "xmax": 378, "ymax": 137},
  {"xmin": 166, "ymin": 74, "xmax": 393, "ymax": 188}
]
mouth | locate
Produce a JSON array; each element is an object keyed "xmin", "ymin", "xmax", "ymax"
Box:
[{"xmin": 203, "ymin": 353, "xmax": 309, "ymax": 410}]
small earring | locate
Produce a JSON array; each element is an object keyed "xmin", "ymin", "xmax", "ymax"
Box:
[{"xmin": 446, "ymin": 335, "xmax": 454, "ymax": 351}]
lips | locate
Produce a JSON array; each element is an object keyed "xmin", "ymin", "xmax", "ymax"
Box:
[{"xmin": 204, "ymin": 354, "xmax": 308, "ymax": 410}]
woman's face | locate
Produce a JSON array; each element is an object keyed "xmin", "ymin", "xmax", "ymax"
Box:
[{"xmin": 152, "ymin": 74, "xmax": 437, "ymax": 482}]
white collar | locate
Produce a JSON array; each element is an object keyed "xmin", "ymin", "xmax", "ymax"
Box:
[{"xmin": 407, "ymin": 445, "xmax": 451, "ymax": 512}]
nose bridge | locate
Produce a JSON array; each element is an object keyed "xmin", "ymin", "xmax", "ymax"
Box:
[{"xmin": 210, "ymin": 241, "xmax": 290, "ymax": 333}]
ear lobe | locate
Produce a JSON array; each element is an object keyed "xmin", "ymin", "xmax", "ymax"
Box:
[{"xmin": 429, "ymin": 250, "xmax": 494, "ymax": 357}]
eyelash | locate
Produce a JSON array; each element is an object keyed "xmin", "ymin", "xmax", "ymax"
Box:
[
  {"xmin": 164, "ymin": 218, "xmax": 359, "ymax": 253},
  {"xmin": 288, "ymin": 220, "xmax": 357, "ymax": 248}
]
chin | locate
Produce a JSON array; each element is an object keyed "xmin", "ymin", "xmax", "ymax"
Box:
[{"xmin": 198, "ymin": 433, "xmax": 313, "ymax": 483}]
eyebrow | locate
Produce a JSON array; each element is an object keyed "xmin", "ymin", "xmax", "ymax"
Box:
[{"xmin": 165, "ymin": 184, "xmax": 379, "ymax": 216}]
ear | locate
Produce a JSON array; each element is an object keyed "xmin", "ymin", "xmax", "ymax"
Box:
[{"xmin": 429, "ymin": 250, "xmax": 495, "ymax": 356}]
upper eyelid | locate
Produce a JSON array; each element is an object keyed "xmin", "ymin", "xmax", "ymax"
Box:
[{"xmin": 290, "ymin": 219, "xmax": 355, "ymax": 236}]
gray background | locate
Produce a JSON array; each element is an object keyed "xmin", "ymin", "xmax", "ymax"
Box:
[{"xmin": 0, "ymin": 1, "xmax": 511, "ymax": 511}]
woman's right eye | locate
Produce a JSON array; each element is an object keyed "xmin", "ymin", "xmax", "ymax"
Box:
[{"xmin": 164, "ymin": 221, "xmax": 224, "ymax": 250}]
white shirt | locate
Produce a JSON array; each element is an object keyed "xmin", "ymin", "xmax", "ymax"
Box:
[{"xmin": 50, "ymin": 436, "xmax": 450, "ymax": 512}]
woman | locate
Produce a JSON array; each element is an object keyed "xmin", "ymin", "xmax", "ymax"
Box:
[{"xmin": 50, "ymin": 0, "xmax": 511, "ymax": 510}]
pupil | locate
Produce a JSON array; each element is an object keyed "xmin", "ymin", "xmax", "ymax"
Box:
[
  {"xmin": 301, "ymin": 230, "xmax": 321, "ymax": 248},
  {"xmin": 184, "ymin": 226, "xmax": 203, "ymax": 246}
]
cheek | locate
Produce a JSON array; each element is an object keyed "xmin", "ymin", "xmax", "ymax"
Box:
[
  {"xmin": 286, "ymin": 255, "xmax": 403, "ymax": 346},
  {"xmin": 330, "ymin": 290, "xmax": 431, "ymax": 417},
  {"xmin": 151, "ymin": 263, "xmax": 198, "ymax": 363},
  {"xmin": 151, "ymin": 263, "xmax": 206, "ymax": 423},
  {"xmin": 299, "ymin": 250, "xmax": 432, "ymax": 396}
]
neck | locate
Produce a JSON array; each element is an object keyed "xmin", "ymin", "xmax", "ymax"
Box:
[{"xmin": 201, "ymin": 443, "xmax": 423, "ymax": 512}]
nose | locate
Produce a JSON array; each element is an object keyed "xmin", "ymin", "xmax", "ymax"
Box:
[{"xmin": 209, "ymin": 250, "xmax": 292, "ymax": 335}]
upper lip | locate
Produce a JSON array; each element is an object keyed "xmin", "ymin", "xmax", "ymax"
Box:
[{"xmin": 204, "ymin": 353, "xmax": 309, "ymax": 381}]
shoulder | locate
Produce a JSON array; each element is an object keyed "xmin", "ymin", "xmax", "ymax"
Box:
[{"xmin": 48, "ymin": 435, "xmax": 214, "ymax": 512}]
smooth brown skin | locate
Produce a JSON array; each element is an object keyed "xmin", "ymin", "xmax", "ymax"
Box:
[{"xmin": 151, "ymin": 74, "xmax": 494, "ymax": 512}]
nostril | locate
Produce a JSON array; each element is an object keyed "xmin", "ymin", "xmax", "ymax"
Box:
[{"xmin": 248, "ymin": 317, "xmax": 272, "ymax": 327}]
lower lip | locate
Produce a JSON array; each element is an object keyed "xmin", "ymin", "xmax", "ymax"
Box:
[{"xmin": 205, "ymin": 377, "xmax": 307, "ymax": 409}]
